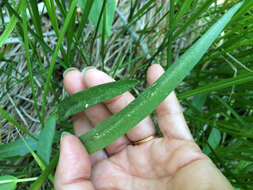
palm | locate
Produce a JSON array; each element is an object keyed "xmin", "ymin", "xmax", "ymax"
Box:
[
  {"xmin": 55, "ymin": 65, "xmax": 233, "ymax": 190},
  {"xmin": 92, "ymin": 138, "xmax": 205, "ymax": 190}
]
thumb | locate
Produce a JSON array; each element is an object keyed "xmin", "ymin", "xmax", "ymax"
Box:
[{"xmin": 54, "ymin": 133, "xmax": 94, "ymax": 190}]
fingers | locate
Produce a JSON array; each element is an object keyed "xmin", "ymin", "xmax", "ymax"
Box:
[
  {"xmin": 63, "ymin": 70, "xmax": 107, "ymax": 164},
  {"xmin": 64, "ymin": 69, "xmax": 129, "ymax": 156},
  {"xmin": 83, "ymin": 68, "xmax": 156, "ymax": 142},
  {"xmin": 147, "ymin": 64, "xmax": 193, "ymax": 141},
  {"xmin": 63, "ymin": 69, "xmax": 94, "ymax": 136},
  {"xmin": 71, "ymin": 113, "xmax": 108, "ymax": 165},
  {"xmin": 54, "ymin": 134, "xmax": 95, "ymax": 190}
]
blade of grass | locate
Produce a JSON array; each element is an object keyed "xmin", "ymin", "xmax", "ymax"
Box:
[
  {"xmin": 101, "ymin": 3, "xmax": 107, "ymax": 71},
  {"xmin": 128, "ymin": 0, "xmax": 155, "ymax": 23},
  {"xmin": 0, "ymin": 108, "xmax": 37, "ymax": 140},
  {"xmin": 28, "ymin": 0, "xmax": 43, "ymax": 37},
  {"xmin": 3, "ymin": 2, "xmax": 66, "ymax": 69},
  {"xmin": 43, "ymin": 0, "xmax": 60, "ymax": 36},
  {"xmin": 16, "ymin": 130, "xmax": 54, "ymax": 183},
  {"xmin": 214, "ymin": 95, "xmax": 248, "ymax": 127},
  {"xmin": 43, "ymin": 0, "xmax": 67, "ymax": 66},
  {"xmin": 173, "ymin": 0, "xmax": 216, "ymax": 39},
  {"xmin": 55, "ymin": 0, "xmax": 66, "ymax": 17},
  {"xmin": 21, "ymin": 0, "xmax": 43, "ymax": 127},
  {"xmin": 128, "ymin": 0, "xmax": 140, "ymax": 21},
  {"xmin": 166, "ymin": 0, "xmax": 175, "ymax": 69},
  {"xmin": 231, "ymin": 0, "xmax": 253, "ymax": 22},
  {"xmin": 66, "ymin": 5, "xmax": 76, "ymax": 66},
  {"xmin": 0, "ymin": 0, "xmax": 25, "ymax": 48},
  {"xmin": 29, "ymin": 152, "xmax": 59, "ymax": 190},
  {"xmin": 41, "ymin": 0, "xmax": 77, "ymax": 122},
  {"xmin": 76, "ymin": 0, "xmax": 94, "ymax": 39},
  {"xmin": 174, "ymin": 0, "xmax": 193, "ymax": 26},
  {"xmin": 84, "ymin": 0, "xmax": 116, "ymax": 38},
  {"xmin": 79, "ymin": 2, "xmax": 244, "ymax": 154},
  {"xmin": 112, "ymin": 53, "xmax": 124, "ymax": 78},
  {"xmin": 178, "ymin": 72, "xmax": 253, "ymax": 99},
  {"xmin": 90, "ymin": 0, "xmax": 107, "ymax": 59},
  {"xmin": 16, "ymin": 138, "xmax": 41, "ymax": 168},
  {"xmin": 148, "ymin": 0, "xmax": 217, "ymax": 66}
]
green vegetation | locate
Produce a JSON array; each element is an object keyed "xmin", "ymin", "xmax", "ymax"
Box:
[{"xmin": 0, "ymin": 0, "xmax": 252, "ymax": 189}]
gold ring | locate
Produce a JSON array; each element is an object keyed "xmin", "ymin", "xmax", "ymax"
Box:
[{"xmin": 134, "ymin": 136, "xmax": 155, "ymax": 145}]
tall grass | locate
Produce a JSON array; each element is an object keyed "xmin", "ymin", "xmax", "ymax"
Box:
[{"xmin": 0, "ymin": 0, "xmax": 252, "ymax": 189}]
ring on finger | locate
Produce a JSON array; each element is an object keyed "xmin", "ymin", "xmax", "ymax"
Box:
[{"xmin": 133, "ymin": 135, "xmax": 155, "ymax": 145}]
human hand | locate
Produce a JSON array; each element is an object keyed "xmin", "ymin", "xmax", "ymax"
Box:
[{"xmin": 54, "ymin": 64, "xmax": 233, "ymax": 190}]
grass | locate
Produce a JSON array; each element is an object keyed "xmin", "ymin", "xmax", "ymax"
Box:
[{"xmin": 0, "ymin": 0, "xmax": 253, "ymax": 189}]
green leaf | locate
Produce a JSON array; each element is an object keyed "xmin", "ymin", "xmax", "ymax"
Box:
[
  {"xmin": 0, "ymin": 137, "xmax": 37, "ymax": 159},
  {"xmin": 21, "ymin": 0, "xmax": 43, "ymax": 129},
  {"xmin": 56, "ymin": 80, "xmax": 139, "ymax": 121},
  {"xmin": 191, "ymin": 94, "xmax": 207, "ymax": 111},
  {"xmin": 78, "ymin": 0, "xmax": 116, "ymax": 38},
  {"xmin": 29, "ymin": 0, "xmax": 43, "ymax": 37},
  {"xmin": 29, "ymin": 152, "xmax": 59, "ymax": 190},
  {"xmin": 0, "ymin": 108, "xmax": 37, "ymax": 140},
  {"xmin": 178, "ymin": 72, "xmax": 253, "ymax": 99},
  {"xmin": 17, "ymin": 133, "xmax": 53, "ymax": 182},
  {"xmin": 79, "ymin": 2, "xmax": 243, "ymax": 154},
  {"xmin": 37, "ymin": 115, "xmax": 56, "ymax": 165},
  {"xmin": 41, "ymin": 0, "xmax": 77, "ymax": 122},
  {"xmin": 0, "ymin": 176, "xmax": 17, "ymax": 190},
  {"xmin": 0, "ymin": 1, "xmax": 26, "ymax": 48},
  {"xmin": 77, "ymin": 0, "xmax": 94, "ymax": 39},
  {"xmin": 203, "ymin": 128, "xmax": 221, "ymax": 155},
  {"xmin": 43, "ymin": 0, "xmax": 60, "ymax": 36},
  {"xmin": 214, "ymin": 95, "xmax": 248, "ymax": 127},
  {"xmin": 173, "ymin": 0, "xmax": 217, "ymax": 39}
]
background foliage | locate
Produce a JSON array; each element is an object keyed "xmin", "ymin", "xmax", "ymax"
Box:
[{"xmin": 0, "ymin": 0, "xmax": 252, "ymax": 189}]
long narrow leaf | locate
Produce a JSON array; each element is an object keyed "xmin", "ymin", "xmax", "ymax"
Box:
[
  {"xmin": 178, "ymin": 72, "xmax": 253, "ymax": 99},
  {"xmin": 0, "ymin": 0, "xmax": 25, "ymax": 48},
  {"xmin": 16, "ymin": 132, "xmax": 54, "ymax": 182},
  {"xmin": 56, "ymin": 80, "xmax": 139, "ymax": 121},
  {"xmin": 0, "ymin": 108, "xmax": 37, "ymax": 140},
  {"xmin": 173, "ymin": 0, "xmax": 216, "ymax": 39},
  {"xmin": 29, "ymin": 0, "xmax": 43, "ymax": 37},
  {"xmin": 79, "ymin": 0, "xmax": 116, "ymax": 38},
  {"xmin": 79, "ymin": 2, "xmax": 243, "ymax": 154},
  {"xmin": 29, "ymin": 152, "xmax": 59, "ymax": 190},
  {"xmin": 77, "ymin": 0, "xmax": 94, "ymax": 39},
  {"xmin": 21, "ymin": 0, "xmax": 43, "ymax": 127},
  {"xmin": 41, "ymin": 0, "xmax": 77, "ymax": 121},
  {"xmin": 0, "ymin": 137, "xmax": 37, "ymax": 159},
  {"xmin": 37, "ymin": 115, "xmax": 56, "ymax": 165}
]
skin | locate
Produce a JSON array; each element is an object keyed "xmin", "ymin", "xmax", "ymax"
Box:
[{"xmin": 54, "ymin": 64, "xmax": 234, "ymax": 190}]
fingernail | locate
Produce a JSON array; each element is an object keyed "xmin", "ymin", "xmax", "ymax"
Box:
[
  {"xmin": 63, "ymin": 67, "xmax": 79, "ymax": 78},
  {"xmin": 81, "ymin": 66, "xmax": 96, "ymax": 76},
  {"xmin": 61, "ymin": 131, "xmax": 71, "ymax": 142}
]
